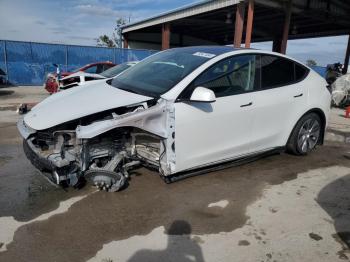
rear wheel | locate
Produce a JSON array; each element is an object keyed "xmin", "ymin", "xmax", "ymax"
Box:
[{"xmin": 287, "ymin": 113, "xmax": 321, "ymax": 155}]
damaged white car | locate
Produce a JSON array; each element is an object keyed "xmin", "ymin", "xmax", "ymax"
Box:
[{"xmin": 18, "ymin": 46, "xmax": 331, "ymax": 192}]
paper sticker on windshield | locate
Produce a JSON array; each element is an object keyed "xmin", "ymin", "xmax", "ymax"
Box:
[{"xmin": 193, "ymin": 52, "xmax": 216, "ymax": 59}]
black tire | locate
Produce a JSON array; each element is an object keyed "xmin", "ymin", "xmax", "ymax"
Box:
[{"xmin": 287, "ymin": 113, "xmax": 321, "ymax": 156}]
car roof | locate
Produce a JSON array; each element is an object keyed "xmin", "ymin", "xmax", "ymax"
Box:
[
  {"xmin": 167, "ymin": 46, "xmax": 307, "ymax": 66},
  {"xmin": 170, "ymin": 45, "xmax": 248, "ymax": 56}
]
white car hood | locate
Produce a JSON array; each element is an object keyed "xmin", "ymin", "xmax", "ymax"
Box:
[
  {"xmin": 25, "ymin": 80, "xmax": 153, "ymax": 130},
  {"xmin": 61, "ymin": 71, "xmax": 104, "ymax": 81}
]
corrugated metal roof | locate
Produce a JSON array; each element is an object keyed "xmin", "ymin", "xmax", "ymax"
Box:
[{"xmin": 122, "ymin": 0, "xmax": 242, "ymax": 33}]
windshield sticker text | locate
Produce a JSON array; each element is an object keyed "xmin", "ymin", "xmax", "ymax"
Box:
[{"xmin": 193, "ymin": 52, "xmax": 216, "ymax": 59}]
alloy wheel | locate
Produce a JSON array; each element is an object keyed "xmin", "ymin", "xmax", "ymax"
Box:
[{"xmin": 297, "ymin": 118, "xmax": 320, "ymax": 153}]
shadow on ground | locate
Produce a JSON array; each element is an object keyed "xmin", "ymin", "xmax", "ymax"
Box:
[
  {"xmin": 317, "ymin": 174, "xmax": 350, "ymax": 259},
  {"xmin": 127, "ymin": 220, "xmax": 205, "ymax": 262},
  {"xmin": 0, "ymin": 90, "xmax": 14, "ymax": 96},
  {"xmin": 0, "ymin": 142, "xmax": 350, "ymax": 262}
]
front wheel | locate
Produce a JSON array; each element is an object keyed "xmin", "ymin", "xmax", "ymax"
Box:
[{"xmin": 287, "ymin": 113, "xmax": 321, "ymax": 155}]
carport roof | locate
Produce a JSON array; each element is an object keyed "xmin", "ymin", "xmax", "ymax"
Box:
[
  {"xmin": 121, "ymin": 0, "xmax": 350, "ymax": 44},
  {"xmin": 122, "ymin": 0, "xmax": 241, "ymax": 33}
]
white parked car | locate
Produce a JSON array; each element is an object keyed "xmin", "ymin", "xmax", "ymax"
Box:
[
  {"xmin": 59, "ymin": 61, "xmax": 138, "ymax": 90},
  {"xmin": 18, "ymin": 46, "xmax": 331, "ymax": 191}
]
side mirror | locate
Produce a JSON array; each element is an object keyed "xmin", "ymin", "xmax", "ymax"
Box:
[{"xmin": 190, "ymin": 86, "xmax": 216, "ymax": 103}]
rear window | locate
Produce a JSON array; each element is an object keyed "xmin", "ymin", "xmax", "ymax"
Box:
[
  {"xmin": 295, "ymin": 63, "xmax": 308, "ymax": 81},
  {"xmin": 261, "ymin": 55, "xmax": 295, "ymax": 89}
]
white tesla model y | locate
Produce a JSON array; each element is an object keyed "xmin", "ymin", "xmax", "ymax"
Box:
[{"xmin": 18, "ymin": 46, "xmax": 331, "ymax": 191}]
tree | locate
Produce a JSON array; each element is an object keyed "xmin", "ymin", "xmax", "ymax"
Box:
[
  {"xmin": 96, "ymin": 18, "xmax": 127, "ymax": 48},
  {"xmin": 96, "ymin": 35, "xmax": 115, "ymax": 48},
  {"xmin": 113, "ymin": 18, "xmax": 126, "ymax": 48},
  {"xmin": 306, "ymin": 59, "xmax": 317, "ymax": 67}
]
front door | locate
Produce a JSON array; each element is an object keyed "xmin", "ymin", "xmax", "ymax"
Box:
[{"xmin": 174, "ymin": 54, "xmax": 260, "ymax": 173}]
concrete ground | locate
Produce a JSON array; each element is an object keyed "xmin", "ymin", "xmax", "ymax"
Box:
[
  {"xmin": 326, "ymin": 107, "xmax": 350, "ymax": 143},
  {"xmin": 0, "ymin": 86, "xmax": 350, "ymax": 262}
]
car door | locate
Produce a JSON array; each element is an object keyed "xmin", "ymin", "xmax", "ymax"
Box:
[
  {"xmin": 250, "ymin": 55, "xmax": 308, "ymax": 152},
  {"xmin": 174, "ymin": 54, "xmax": 260, "ymax": 172}
]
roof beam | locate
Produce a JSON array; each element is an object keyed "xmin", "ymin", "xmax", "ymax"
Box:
[{"xmin": 122, "ymin": 0, "xmax": 241, "ymax": 33}]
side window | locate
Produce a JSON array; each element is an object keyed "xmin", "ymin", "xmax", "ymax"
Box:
[
  {"xmin": 103, "ymin": 64, "xmax": 113, "ymax": 71},
  {"xmin": 295, "ymin": 63, "xmax": 308, "ymax": 81},
  {"xmin": 96, "ymin": 64, "xmax": 105, "ymax": 74},
  {"xmin": 260, "ymin": 55, "xmax": 294, "ymax": 89},
  {"xmin": 185, "ymin": 55, "xmax": 259, "ymax": 98},
  {"xmin": 84, "ymin": 65, "xmax": 98, "ymax": 74}
]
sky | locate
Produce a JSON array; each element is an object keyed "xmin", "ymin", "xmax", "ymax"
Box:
[{"xmin": 0, "ymin": 0, "xmax": 348, "ymax": 66}]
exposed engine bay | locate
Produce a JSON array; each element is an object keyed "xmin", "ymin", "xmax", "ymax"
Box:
[{"xmin": 19, "ymin": 99, "xmax": 176, "ymax": 192}]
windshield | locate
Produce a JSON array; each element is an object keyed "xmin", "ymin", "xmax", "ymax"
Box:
[
  {"xmin": 100, "ymin": 63, "xmax": 133, "ymax": 78},
  {"xmin": 111, "ymin": 49, "xmax": 212, "ymax": 97}
]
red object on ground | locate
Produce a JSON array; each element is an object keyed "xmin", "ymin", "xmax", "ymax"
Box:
[
  {"xmin": 44, "ymin": 61, "xmax": 116, "ymax": 94},
  {"xmin": 345, "ymin": 106, "xmax": 350, "ymax": 118},
  {"xmin": 45, "ymin": 76, "xmax": 59, "ymax": 93}
]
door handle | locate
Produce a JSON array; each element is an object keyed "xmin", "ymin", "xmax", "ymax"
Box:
[
  {"xmin": 294, "ymin": 93, "xmax": 303, "ymax": 98},
  {"xmin": 240, "ymin": 102, "xmax": 253, "ymax": 107}
]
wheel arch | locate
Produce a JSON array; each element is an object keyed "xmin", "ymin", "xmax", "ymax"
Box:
[{"xmin": 287, "ymin": 108, "xmax": 326, "ymax": 146}]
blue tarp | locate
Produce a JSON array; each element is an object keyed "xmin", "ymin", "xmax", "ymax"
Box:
[
  {"xmin": 0, "ymin": 40, "xmax": 157, "ymax": 85},
  {"xmin": 310, "ymin": 66, "xmax": 327, "ymax": 78}
]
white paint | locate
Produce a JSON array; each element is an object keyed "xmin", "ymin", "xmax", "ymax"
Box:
[
  {"xmin": 171, "ymin": 49, "xmax": 330, "ymax": 173},
  {"xmin": 208, "ymin": 200, "xmax": 229, "ymax": 209},
  {"xmin": 190, "ymin": 86, "xmax": 216, "ymax": 102},
  {"xmin": 60, "ymin": 71, "xmax": 103, "ymax": 82},
  {"xmin": 23, "ymin": 81, "xmax": 152, "ymax": 130},
  {"xmin": 0, "ymin": 195, "xmax": 87, "ymax": 252},
  {"xmin": 18, "ymin": 48, "xmax": 331, "ymax": 178},
  {"xmin": 88, "ymin": 166, "xmax": 350, "ymax": 262}
]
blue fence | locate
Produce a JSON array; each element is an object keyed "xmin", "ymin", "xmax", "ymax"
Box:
[{"xmin": 0, "ymin": 40, "xmax": 157, "ymax": 85}]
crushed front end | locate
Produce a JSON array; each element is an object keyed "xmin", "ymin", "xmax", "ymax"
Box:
[{"xmin": 18, "ymin": 99, "xmax": 176, "ymax": 192}]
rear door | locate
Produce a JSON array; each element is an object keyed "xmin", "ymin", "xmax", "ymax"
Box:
[{"xmin": 250, "ymin": 55, "xmax": 308, "ymax": 151}]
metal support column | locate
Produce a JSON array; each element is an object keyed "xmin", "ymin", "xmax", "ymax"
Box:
[
  {"xmin": 123, "ymin": 34, "xmax": 129, "ymax": 49},
  {"xmin": 245, "ymin": 0, "xmax": 254, "ymax": 48},
  {"xmin": 162, "ymin": 23, "xmax": 170, "ymax": 50},
  {"xmin": 272, "ymin": 37, "xmax": 282, "ymax": 52},
  {"xmin": 280, "ymin": 0, "xmax": 292, "ymax": 54},
  {"xmin": 234, "ymin": 2, "xmax": 245, "ymax": 48},
  {"xmin": 342, "ymin": 35, "xmax": 350, "ymax": 75}
]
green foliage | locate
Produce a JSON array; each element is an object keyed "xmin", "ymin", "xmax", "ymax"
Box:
[
  {"xmin": 96, "ymin": 35, "xmax": 115, "ymax": 48},
  {"xmin": 112, "ymin": 18, "xmax": 126, "ymax": 48},
  {"xmin": 96, "ymin": 18, "xmax": 127, "ymax": 48},
  {"xmin": 306, "ymin": 59, "xmax": 317, "ymax": 67}
]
